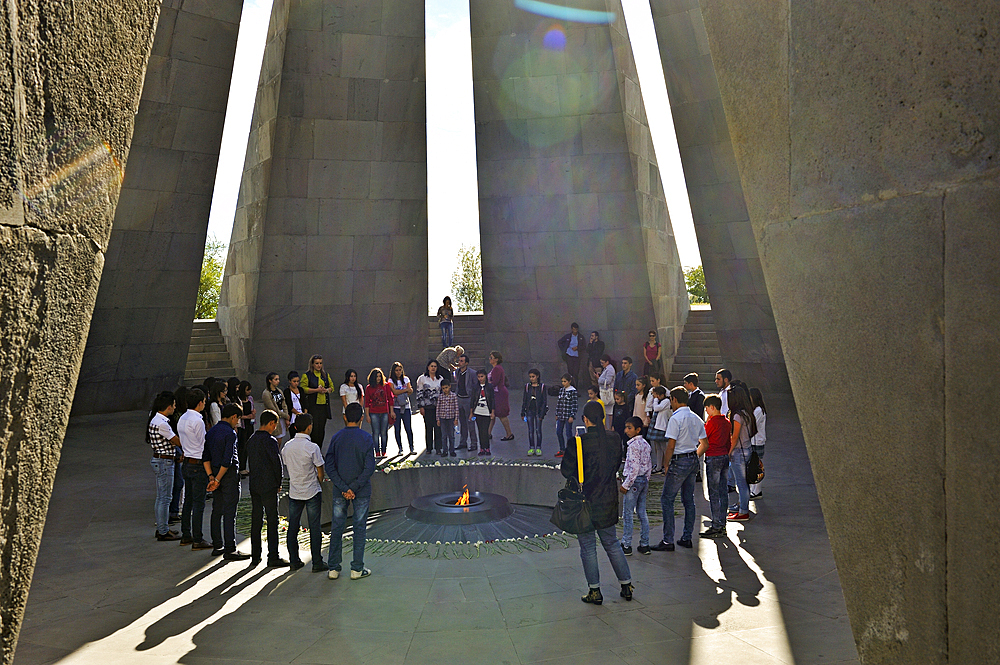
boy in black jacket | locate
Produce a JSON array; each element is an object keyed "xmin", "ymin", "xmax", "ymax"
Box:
[{"xmin": 521, "ymin": 369, "xmax": 548, "ymax": 456}]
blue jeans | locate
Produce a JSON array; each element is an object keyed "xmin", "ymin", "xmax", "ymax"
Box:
[
  {"xmin": 730, "ymin": 447, "xmax": 751, "ymax": 513},
  {"xmin": 287, "ymin": 492, "xmax": 324, "ymax": 565},
  {"xmin": 555, "ymin": 419, "xmax": 573, "ymax": 451},
  {"xmin": 660, "ymin": 453, "xmax": 699, "ymax": 543},
  {"xmin": 328, "ymin": 494, "xmax": 371, "ymax": 572},
  {"xmin": 181, "ymin": 463, "xmax": 209, "ymax": 541},
  {"xmin": 578, "ymin": 525, "xmax": 632, "ymax": 588},
  {"xmin": 440, "ymin": 320, "xmax": 453, "ymax": 347},
  {"xmin": 150, "ymin": 458, "xmax": 175, "ymax": 535},
  {"xmin": 370, "ymin": 412, "xmax": 389, "ymax": 455},
  {"xmin": 705, "ymin": 455, "xmax": 730, "ymax": 530},
  {"xmin": 440, "ymin": 417, "xmax": 455, "ymax": 454},
  {"xmin": 526, "ymin": 414, "xmax": 543, "ymax": 449},
  {"xmin": 393, "ymin": 408, "xmax": 414, "ymax": 451},
  {"xmin": 621, "ymin": 475, "xmax": 650, "ymax": 548}
]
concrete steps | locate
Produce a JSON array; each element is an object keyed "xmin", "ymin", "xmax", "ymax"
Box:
[
  {"xmin": 666, "ymin": 308, "xmax": 722, "ymax": 388},
  {"xmin": 183, "ymin": 320, "xmax": 237, "ymax": 384},
  {"xmin": 428, "ymin": 314, "xmax": 489, "ymax": 368}
]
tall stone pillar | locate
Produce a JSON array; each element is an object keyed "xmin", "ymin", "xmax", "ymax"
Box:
[
  {"xmin": 470, "ymin": 0, "xmax": 688, "ymax": 383},
  {"xmin": 0, "ymin": 3, "xmax": 161, "ymax": 662},
  {"xmin": 218, "ymin": 0, "xmax": 429, "ymax": 381},
  {"xmin": 648, "ymin": 0, "xmax": 790, "ymax": 395},
  {"xmin": 697, "ymin": 1, "xmax": 1000, "ymax": 662},
  {"xmin": 73, "ymin": 0, "xmax": 243, "ymax": 414}
]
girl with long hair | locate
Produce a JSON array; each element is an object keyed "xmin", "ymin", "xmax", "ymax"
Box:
[
  {"xmin": 727, "ymin": 382, "xmax": 758, "ymax": 522},
  {"xmin": 262, "ymin": 372, "xmax": 291, "ymax": 442},
  {"xmin": 633, "ymin": 376, "xmax": 650, "ymax": 427},
  {"xmin": 364, "ymin": 367, "xmax": 394, "ymax": 457},
  {"xmin": 340, "ymin": 369, "xmax": 364, "ymax": 423},
  {"xmin": 415, "ymin": 360, "xmax": 445, "ymax": 454},
  {"xmin": 236, "ymin": 380, "xmax": 256, "ymax": 475},
  {"xmin": 388, "ymin": 362, "xmax": 415, "ymax": 454},
  {"xmin": 749, "ymin": 387, "xmax": 767, "ymax": 498}
]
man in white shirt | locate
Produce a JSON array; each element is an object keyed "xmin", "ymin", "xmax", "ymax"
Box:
[
  {"xmin": 651, "ymin": 387, "xmax": 708, "ymax": 552},
  {"xmin": 714, "ymin": 368, "xmax": 732, "ymax": 415},
  {"xmin": 280, "ymin": 414, "xmax": 327, "ymax": 572},
  {"xmin": 177, "ymin": 388, "xmax": 213, "ymax": 549}
]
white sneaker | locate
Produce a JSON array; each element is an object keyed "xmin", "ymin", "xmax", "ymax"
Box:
[
  {"xmin": 328, "ymin": 569, "xmax": 339, "ymax": 580},
  {"xmin": 350, "ymin": 568, "xmax": 372, "ymax": 580}
]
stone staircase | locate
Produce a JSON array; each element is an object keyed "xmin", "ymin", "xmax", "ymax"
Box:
[
  {"xmin": 427, "ymin": 314, "xmax": 487, "ymax": 368},
  {"xmin": 183, "ymin": 319, "xmax": 237, "ymax": 385},
  {"xmin": 666, "ymin": 307, "xmax": 723, "ymax": 389}
]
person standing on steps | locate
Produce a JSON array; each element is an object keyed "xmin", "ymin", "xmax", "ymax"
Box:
[
  {"xmin": 558, "ymin": 323, "xmax": 583, "ymax": 385},
  {"xmin": 454, "ymin": 354, "xmax": 478, "ymax": 452},
  {"xmin": 642, "ymin": 330, "xmax": 662, "ymax": 378},
  {"xmin": 246, "ymin": 410, "xmax": 288, "ymax": 568},
  {"xmin": 651, "ymin": 387, "xmax": 708, "ymax": 553},
  {"xmin": 302, "ymin": 355, "xmax": 334, "ymax": 449},
  {"xmin": 488, "ymin": 351, "xmax": 514, "ymax": 441},
  {"xmin": 437, "ymin": 296, "xmax": 454, "ymax": 348},
  {"xmin": 562, "ymin": 401, "xmax": 635, "ymax": 605},
  {"xmin": 436, "ymin": 344, "xmax": 464, "ymax": 376}
]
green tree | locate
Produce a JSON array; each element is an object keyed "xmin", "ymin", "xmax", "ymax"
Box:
[
  {"xmin": 195, "ymin": 236, "xmax": 227, "ymax": 319},
  {"xmin": 684, "ymin": 265, "xmax": 709, "ymax": 304},
  {"xmin": 450, "ymin": 244, "xmax": 483, "ymax": 312}
]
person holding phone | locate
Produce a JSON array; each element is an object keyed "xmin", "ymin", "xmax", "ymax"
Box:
[{"xmin": 560, "ymin": 402, "xmax": 634, "ymax": 605}]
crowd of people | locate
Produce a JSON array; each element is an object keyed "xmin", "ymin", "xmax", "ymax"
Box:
[{"xmin": 144, "ymin": 304, "xmax": 769, "ymax": 600}]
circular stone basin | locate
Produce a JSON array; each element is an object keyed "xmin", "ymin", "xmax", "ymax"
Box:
[{"xmin": 406, "ymin": 491, "xmax": 513, "ymax": 525}]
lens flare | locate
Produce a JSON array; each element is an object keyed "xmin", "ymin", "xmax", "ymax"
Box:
[
  {"xmin": 19, "ymin": 126, "xmax": 124, "ymax": 221},
  {"xmin": 543, "ymin": 25, "xmax": 567, "ymax": 51},
  {"xmin": 515, "ymin": 0, "xmax": 617, "ymax": 25}
]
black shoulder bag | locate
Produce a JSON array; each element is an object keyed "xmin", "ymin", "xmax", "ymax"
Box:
[{"xmin": 550, "ymin": 433, "xmax": 594, "ymax": 534}]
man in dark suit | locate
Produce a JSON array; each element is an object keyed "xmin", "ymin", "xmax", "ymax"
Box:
[
  {"xmin": 684, "ymin": 373, "xmax": 706, "ymax": 420},
  {"xmin": 246, "ymin": 410, "xmax": 288, "ymax": 568}
]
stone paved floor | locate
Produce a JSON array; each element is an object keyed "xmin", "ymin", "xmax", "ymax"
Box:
[{"xmin": 14, "ymin": 399, "xmax": 859, "ymax": 664}]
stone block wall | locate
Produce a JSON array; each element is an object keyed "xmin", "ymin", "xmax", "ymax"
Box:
[
  {"xmin": 0, "ymin": 3, "xmax": 161, "ymax": 662},
  {"xmin": 470, "ymin": 0, "xmax": 688, "ymax": 385},
  {"xmin": 74, "ymin": 0, "xmax": 243, "ymax": 414},
  {"xmin": 648, "ymin": 0, "xmax": 790, "ymax": 395},
  {"xmin": 218, "ymin": 0, "xmax": 429, "ymax": 384},
  {"xmin": 698, "ymin": 1, "xmax": 1000, "ymax": 662}
]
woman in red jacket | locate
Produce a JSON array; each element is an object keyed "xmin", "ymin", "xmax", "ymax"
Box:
[{"xmin": 364, "ymin": 367, "xmax": 395, "ymax": 458}]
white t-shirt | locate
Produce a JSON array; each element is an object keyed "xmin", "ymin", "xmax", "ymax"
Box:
[
  {"xmin": 651, "ymin": 397, "xmax": 671, "ymax": 431},
  {"xmin": 177, "ymin": 409, "xmax": 207, "ymax": 458},
  {"xmin": 719, "ymin": 386, "xmax": 730, "ymax": 416},
  {"xmin": 340, "ymin": 383, "xmax": 363, "ymax": 405},
  {"xmin": 289, "ymin": 390, "xmax": 303, "ymax": 423},
  {"xmin": 280, "ymin": 433, "xmax": 324, "ymax": 500},
  {"xmin": 752, "ymin": 406, "xmax": 766, "ymax": 447}
]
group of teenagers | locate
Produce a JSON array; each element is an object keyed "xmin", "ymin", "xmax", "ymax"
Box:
[{"xmin": 615, "ymin": 368, "xmax": 767, "ymax": 559}]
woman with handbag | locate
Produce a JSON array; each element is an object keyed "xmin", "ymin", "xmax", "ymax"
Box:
[
  {"xmin": 727, "ymin": 385, "xmax": 758, "ymax": 522},
  {"xmin": 559, "ymin": 401, "xmax": 634, "ymax": 605}
]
